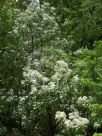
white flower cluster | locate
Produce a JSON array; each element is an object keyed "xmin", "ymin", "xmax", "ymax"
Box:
[
  {"xmin": 30, "ymin": 86, "xmax": 37, "ymax": 95},
  {"xmin": 6, "ymin": 96, "xmax": 14, "ymax": 102},
  {"xmin": 56, "ymin": 60, "xmax": 68, "ymax": 68},
  {"xmin": 31, "ymin": 0, "xmax": 40, "ymax": 7},
  {"xmin": 5, "ymin": 89, "xmax": 16, "ymax": 102},
  {"xmin": 13, "ymin": 2, "xmax": 59, "ymax": 48},
  {"xmin": 55, "ymin": 111, "xmax": 66, "ymax": 120},
  {"xmin": 23, "ymin": 67, "xmax": 49, "ymax": 84},
  {"xmin": 48, "ymin": 81, "xmax": 56, "ymax": 90},
  {"xmin": 41, "ymin": 85, "xmax": 49, "ymax": 92},
  {"xmin": 77, "ymin": 96, "xmax": 92, "ymax": 107},
  {"xmin": 19, "ymin": 96, "xmax": 28, "ymax": 105},
  {"xmin": 52, "ymin": 60, "xmax": 72, "ymax": 81},
  {"xmin": 73, "ymin": 75, "xmax": 79, "ymax": 82},
  {"xmin": 78, "ymin": 96, "xmax": 87, "ymax": 103},
  {"xmin": 94, "ymin": 122, "xmax": 100, "ymax": 128},
  {"xmin": 41, "ymin": 81, "xmax": 56, "ymax": 92},
  {"xmin": 22, "ymin": 60, "xmax": 73, "ymax": 100},
  {"xmin": 55, "ymin": 60, "xmax": 68, "ymax": 72},
  {"xmin": 55, "ymin": 111, "xmax": 89, "ymax": 130},
  {"xmin": 67, "ymin": 112, "xmax": 89, "ymax": 129}
]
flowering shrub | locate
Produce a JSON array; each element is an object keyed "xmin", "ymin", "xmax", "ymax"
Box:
[
  {"xmin": 13, "ymin": 2, "xmax": 60, "ymax": 52},
  {"xmin": 0, "ymin": 1, "xmax": 70, "ymax": 135},
  {"xmin": 15, "ymin": 57, "xmax": 81, "ymax": 135},
  {"xmin": 4, "ymin": 3, "xmax": 77, "ymax": 134}
]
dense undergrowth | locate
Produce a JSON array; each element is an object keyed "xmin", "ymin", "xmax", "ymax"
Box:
[{"xmin": 0, "ymin": 0, "xmax": 102, "ymax": 136}]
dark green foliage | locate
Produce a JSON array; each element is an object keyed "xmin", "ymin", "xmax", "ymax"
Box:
[
  {"xmin": 73, "ymin": 41, "xmax": 102, "ymax": 102},
  {"xmin": 42, "ymin": 0, "xmax": 102, "ymax": 50}
]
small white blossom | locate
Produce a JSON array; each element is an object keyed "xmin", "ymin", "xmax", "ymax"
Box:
[
  {"xmin": 29, "ymin": 87, "xmax": 37, "ymax": 95},
  {"xmin": 44, "ymin": 3, "xmax": 50, "ymax": 8},
  {"xmin": 77, "ymin": 96, "xmax": 87, "ymax": 104},
  {"xmin": 77, "ymin": 96, "xmax": 91, "ymax": 107},
  {"xmin": 41, "ymin": 85, "xmax": 49, "ymax": 91},
  {"xmin": 73, "ymin": 75, "xmax": 79, "ymax": 82},
  {"xmin": 69, "ymin": 112, "xmax": 79, "ymax": 120},
  {"xmin": 94, "ymin": 122, "xmax": 100, "ymax": 128},
  {"xmin": 7, "ymin": 96, "xmax": 13, "ymax": 102},
  {"xmin": 80, "ymin": 118, "xmax": 89, "ymax": 126},
  {"xmin": 51, "ymin": 7, "xmax": 55, "ymax": 12},
  {"xmin": 64, "ymin": 120, "xmax": 73, "ymax": 129},
  {"xmin": 49, "ymin": 82, "xmax": 55, "ymax": 90},
  {"xmin": 55, "ymin": 111, "xmax": 66, "ymax": 120},
  {"xmin": 21, "ymin": 80, "xmax": 25, "ymax": 85},
  {"xmin": 19, "ymin": 97, "xmax": 26, "ymax": 104},
  {"xmin": 52, "ymin": 73, "xmax": 60, "ymax": 81},
  {"xmin": 56, "ymin": 60, "xmax": 68, "ymax": 69},
  {"xmin": 1, "ymin": 96, "xmax": 6, "ymax": 100},
  {"xmin": 42, "ymin": 77, "xmax": 49, "ymax": 82}
]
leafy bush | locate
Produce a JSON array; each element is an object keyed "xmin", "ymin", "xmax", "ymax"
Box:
[{"xmin": 93, "ymin": 133, "xmax": 102, "ymax": 136}]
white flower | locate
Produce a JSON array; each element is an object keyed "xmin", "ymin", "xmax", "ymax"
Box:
[
  {"xmin": 1, "ymin": 96, "xmax": 6, "ymax": 100},
  {"xmin": 51, "ymin": 7, "xmax": 55, "ymax": 11},
  {"xmin": 7, "ymin": 96, "xmax": 13, "ymax": 102},
  {"xmin": 79, "ymin": 118, "xmax": 89, "ymax": 126},
  {"xmin": 72, "ymin": 117, "xmax": 89, "ymax": 128},
  {"xmin": 55, "ymin": 111, "xmax": 66, "ymax": 120},
  {"xmin": 68, "ymin": 112, "xmax": 89, "ymax": 128},
  {"xmin": 44, "ymin": 3, "xmax": 50, "ymax": 8},
  {"xmin": 21, "ymin": 24, "xmax": 26, "ymax": 29},
  {"xmin": 52, "ymin": 73, "xmax": 60, "ymax": 80},
  {"xmin": 78, "ymin": 96, "xmax": 87, "ymax": 102},
  {"xmin": 41, "ymin": 85, "xmax": 49, "ymax": 91},
  {"xmin": 49, "ymin": 82, "xmax": 55, "ymax": 90},
  {"xmin": 21, "ymin": 80, "xmax": 25, "ymax": 85},
  {"xmin": 64, "ymin": 119, "xmax": 73, "ymax": 129},
  {"xmin": 32, "ymin": 0, "xmax": 40, "ymax": 7},
  {"xmin": 22, "ymin": 115, "xmax": 26, "ymax": 120},
  {"xmin": 29, "ymin": 87, "xmax": 37, "ymax": 95},
  {"xmin": 33, "ymin": 70, "xmax": 43, "ymax": 78},
  {"xmin": 19, "ymin": 97, "xmax": 26, "ymax": 104},
  {"xmin": 73, "ymin": 75, "xmax": 79, "ymax": 82},
  {"xmin": 13, "ymin": 29, "xmax": 18, "ymax": 34},
  {"xmin": 73, "ymin": 118, "xmax": 82, "ymax": 127},
  {"xmin": 56, "ymin": 60, "xmax": 68, "ymax": 69},
  {"xmin": 43, "ymin": 13, "xmax": 49, "ymax": 19},
  {"xmin": 66, "ymin": 68, "xmax": 72, "ymax": 77},
  {"xmin": 69, "ymin": 112, "xmax": 79, "ymax": 120},
  {"xmin": 42, "ymin": 77, "xmax": 49, "ymax": 82},
  {"xmin": 82, "ymin": 96, "xmax": 87, "ymax": 100},
  {"xmin": 7, "ymin": 89, "xmax": 14, "ymax": 95},
  {"xmin": 31, "ymin": 79, "xmax": 37, "ymax": 84},
  {"xmin": 77, "ymin": 96, "xmax": 89, "ymax": 106},
  {"xmin": 94, "ymin": 122, "xmax": 100, "ymax": 128}
]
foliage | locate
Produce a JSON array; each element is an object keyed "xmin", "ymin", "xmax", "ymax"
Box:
[
  {"xmin": 73, "ymin": 41, "xmax": 102, "ymax": 102},
  {"xmin": 72, "ymin": 41, "xmax": 102, "ymax": 131},
  {"xmin": 0, "ymin": 0, "xmax": 102, "ymax": 136},
  {"xmin": 41, "ymin": 0, "xmax": 102, "ymax": 50},
  {"xmin": 93, "ymin": 133, "xmax": 102, "ymax": 136},
  {"xmin": 17, "ymin": 59, "xmax": 80, "ymax": 136}
]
